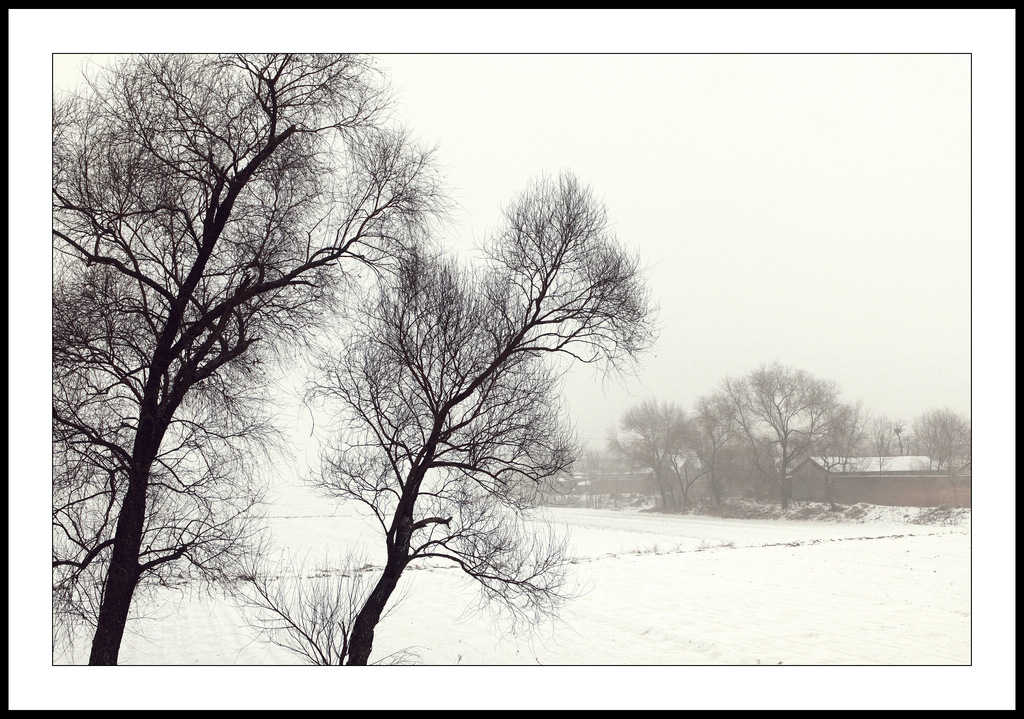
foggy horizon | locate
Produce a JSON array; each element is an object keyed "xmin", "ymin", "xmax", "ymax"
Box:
[{"xmin": 374, "ymin": 53, "xmax": 972, "ymax": 447}]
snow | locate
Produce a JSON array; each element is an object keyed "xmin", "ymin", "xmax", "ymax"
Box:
[
  {"xmin": 810, "ymin": 455, "xmax": 935, "ymax": 472},
  {"xmin": 37, "ymin": 483, "xmax": 1010, "ymax": 710}
]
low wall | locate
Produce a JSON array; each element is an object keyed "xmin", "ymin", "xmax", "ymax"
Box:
[{"xmin": 793, "ymin": 471, "xmax": 971, "ymax": 508}]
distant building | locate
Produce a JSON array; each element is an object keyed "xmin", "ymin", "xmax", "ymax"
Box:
[
  {"xmin": 811, "ymin": 456, "xmax": 933, "ymax": 472},
  {"xmin": 790, "ymin": 456, "xmax": 971, "ymax": 508},
  {"xmin": 582, "ymin": 467, "xmax": 657, "ymax": 497}
]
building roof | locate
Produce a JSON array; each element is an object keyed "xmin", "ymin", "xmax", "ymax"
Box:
[{"xmin": 804, "ymin": 456, "xmax": 933, "ymax": 472}]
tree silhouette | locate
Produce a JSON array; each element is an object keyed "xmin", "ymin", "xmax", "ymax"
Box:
[
  {"xmin": 52, "ymin": 53, "xmax": 444, "ymax": 664},
  {"xmin": 294, "ymin": 173, "xmax": 657, "ymax": 664}
]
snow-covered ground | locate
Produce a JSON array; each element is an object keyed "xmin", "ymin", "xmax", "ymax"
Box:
[{"xmin": 36, "ymin": 484, "xmax": 1012, "ymax": 709}]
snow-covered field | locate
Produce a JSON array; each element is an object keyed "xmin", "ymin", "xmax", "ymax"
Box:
[{"xmin": 36, "ymin": 484, "xmax": 1012, "ymax": 709}]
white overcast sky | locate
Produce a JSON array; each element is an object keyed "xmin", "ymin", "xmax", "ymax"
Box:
[
  {"xmin": 373, "ymin": 52, "xmax": 974, "ymax": 443},
  {"xmin": 15, "ymin": 8, "xmax": 1016, "ymax": 709},
  {"xmin": 50, "ymin": 43, "xmax": 984, "ymax": 446}
]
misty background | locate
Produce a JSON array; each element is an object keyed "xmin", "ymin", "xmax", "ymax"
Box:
[
  {"xmin": 373, "ymin": 53, "xmax": 973, "ymax": 446},
  {"xmin": 50, "ymin": 52, "xmax": 973, "ymax": 449}
]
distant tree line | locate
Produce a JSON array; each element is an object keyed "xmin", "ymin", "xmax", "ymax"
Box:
[{"xmin": 597, "ymin": 362, "xmax": 970, "ymax": 511}]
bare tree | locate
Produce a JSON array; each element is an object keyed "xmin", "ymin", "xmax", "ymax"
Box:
[
  {"xmin": 52, "ymin": 54, "xmax": 444, "ymax": 664},
  {"xmin": 892, "ymin": 419, "xmax": 909, "ymax": 456},
  {"xmin": 305, "ymin": 173, "xmax": 656, "ymax": 665},
  {"xmin": 723, "ymin": 363, "xmax": 840, "ymax": 509},
  {"xmin": 869, "ymin": 415, "xmax": 897, "ymax": 471},
  {"xmin": 666, "ymin": 448, "xmax": 707, "ymax": 510},
  {"xmin": 608, "ymin": 400, "xmax": 688, "ymax": 511},
  {"xmin": 913, "ymin": 408, "xmax": 971, "ymax": 506},
  {"xmin": 690, "ymin": 392, "xmax": 737, "ymax": 505},
  {"xmin": 816, "ymin": 401, "xmax": 868, "ymax": 510}
]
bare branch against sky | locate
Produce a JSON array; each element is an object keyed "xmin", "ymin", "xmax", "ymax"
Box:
[{"xmin": 50, "ymin": 51, "xmax": 974, "ymax": 448}]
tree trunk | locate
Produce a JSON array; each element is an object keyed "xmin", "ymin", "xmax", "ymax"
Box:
[
  {"xmin": 346, "ymin": 559, "xmax": 405, "ymax": 665},
  {"xmin": 710, "ymin": 466, "xmax": 722, "ymax": 505},
  {"xmin": 88, "ymin": 470, "xmax": 149, "ymax": 665},
  {"xmin": 676, "ymin": 473, "xmax": 688, "ymax": 510},
  {"xmin": 656, "ymin": 484, "xmax": 670, "ymax": 511},
  {"xmin": 779, "ymin": 448, "xmax": 791, "ymax": 509},
  {"xmin": 89, "ymin": 399, "xmax": 169, "ymax": 664},
  {"xmin": 346, "ymin": 481, "xmax": 420, "ymax": 665},
  {"xmin": 654, "ymin": 467, "xmax": 675, "ymax": 511}
]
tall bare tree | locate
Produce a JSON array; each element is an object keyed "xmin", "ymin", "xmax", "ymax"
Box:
[
  {"xmin": 690, "ymin": 392, "xmax": 737, "ymax": 505},
  {"xmin": 816, "ymin": 401, "xmax": 868, "ymax": 510},
  {"xmin": 52, "ymin": 54, "xmax": 444, "ymax": 664},
  {"xmin": 869, "ymin": 415, "xmax": 897, "ymax": 471},
  {"xmin": 290, "ymin": 173, "xmax": 657, "ymax": 665},
  {"xmin": 608, "ymin": 399, "xmax": 689, "ymax": 511},
  {"xmin": 666, "ymin": 448, "xmax": 708, "ymax": 510},
  {"xmin": 723, "ymin": 362, "xmax": 840, "ymax": 509},
  {"xmin": 913, "ymin": 408, "xmax": 971, "ymax": 506}
]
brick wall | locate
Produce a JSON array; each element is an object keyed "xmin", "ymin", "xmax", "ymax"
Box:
[{"xmin": 791, "ymin": 462, "xmax": 971, "ymax": 508}]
